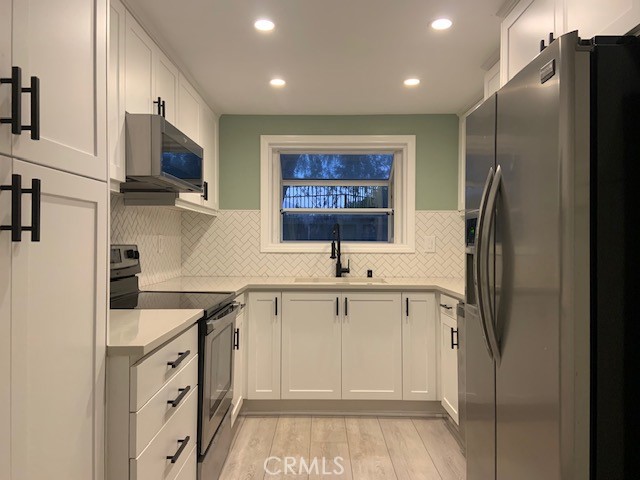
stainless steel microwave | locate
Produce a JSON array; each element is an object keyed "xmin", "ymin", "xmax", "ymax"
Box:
[{"xmin": 122, "ymin": 113, "xmax": 204, "ymax": 193}]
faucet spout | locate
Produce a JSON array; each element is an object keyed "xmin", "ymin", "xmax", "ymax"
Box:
[{"xmin": 330, "ymin": 223, "xmax": 350, "ymax": 278}]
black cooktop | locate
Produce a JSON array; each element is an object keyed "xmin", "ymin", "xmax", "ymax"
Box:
[{"xmin": 110, "ymin": 291, "xmax": 235, "ymax": 318}]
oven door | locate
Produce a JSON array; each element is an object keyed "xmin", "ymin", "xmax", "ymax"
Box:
[{"xmin": 200, "ymin": 304, "xmax": 238, "ymax": 455}]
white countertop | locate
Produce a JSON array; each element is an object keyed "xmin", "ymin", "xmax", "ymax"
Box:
[
  {"xmin": 108, "ymin": 309, "xmax": 203, "ymax": 358},
  {"xmin": 145, "ymin": 276, "xmax": 465, "ymax": 300}
]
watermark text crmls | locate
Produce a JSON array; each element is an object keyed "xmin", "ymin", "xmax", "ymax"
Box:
[{"xmin": 264, "ymin": 456, "xmax": 346, "ymax": 476}]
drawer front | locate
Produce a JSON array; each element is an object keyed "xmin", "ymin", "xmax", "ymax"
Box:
[
  {"xmin": 131, "ymin": 325, "xmax": 198, "ymax": 411},
  {"xmin": 172, "ymin": 445, "xmax": 197, "ymax": 480},
  {"xmin": 130, "ymin": 354, "xmax": 199, "ymax": 457},
  {"xmin": 130, "ymin": 385, "xmax": 198, "ymax": 480},
  {"xmin": 439, "ymin": 294, "xmax": 458, "ymax": 319}
]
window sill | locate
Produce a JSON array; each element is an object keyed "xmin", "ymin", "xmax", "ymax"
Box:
[{"xmin": 260, "ymin": 241, "xmax": 416, "ymax": 254}]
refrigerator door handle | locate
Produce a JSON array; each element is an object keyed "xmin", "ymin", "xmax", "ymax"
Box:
[
  {"xmin": 474, "ymin": 167, "xmax": 496, "ymax": 360},
  {"xmin": 479, "ymin": 164, "xmax": 503, "ymax": 363}
]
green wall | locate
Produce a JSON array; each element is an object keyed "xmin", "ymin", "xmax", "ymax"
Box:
[{"xmin": 219, "ymin": 115, "xmax": 459, "ymax": 210}]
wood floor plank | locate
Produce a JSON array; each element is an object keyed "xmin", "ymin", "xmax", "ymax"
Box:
[
  {"xmin": 219, "ymin": 416, "xmax": 278, "ymax": 480},
  {"xmin": 266, "ymin": 416, "xmax": 313, "ymax": 479},
  {"xmin": 308, "ymin": 442, "xmax": 353, "ymax": 479},
  {"xmin": 379, "ymin": 418, "xmax": 442, "ymax": 480},
  {"xmin": 412, "ymin": 419, "xmax": 465, "ymax": 480},
  {"xmin": 311, "ymin": 417, "xmax": 348, "ymax": 443},
  {"xmin": 345, "ymin": 417, "xmax": 398, "ymax": 480}
]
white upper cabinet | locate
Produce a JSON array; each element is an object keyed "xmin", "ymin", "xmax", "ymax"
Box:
[
  {"xmin": 199, "ymin": 104, "xmax": 219, "ymax": 210},
  {"xmin": 564, "ymin": 0, "xmax": 640, "ymax": 38},
  {"xmin": 108, "ymin": 0, "xmax": 126, "ymax": 189},
  {"xmin": 8, "ymin": 0, "xmax": 107, "ymax": 181},
  {"xmin": 124, "ymin": 10, "xmax": 154, "ymax": 115},
  {"xmin": 0, "ymin": 0, "xmax": 11, "ymax": 157},
  {"xmin": 177, "ymin": 74, "xmax": 200, "ymax": 143},
  {"xmin": 501, "ymin": 0, "xmax": 559, "ymax": 85},
  {"xmin": 342, "ymin": 293, "xmax": 402, "ymax": 400},
  {"xmin": 154, "ymin": 51, "xmax": 179, "ymax": 123},
  {"xmin": 402, "ymin": 293, "xmax": 437, "ymax": 401},
  {"xmin": 281, "ymin": 292, "xmax": 342, "ymax": 400}
]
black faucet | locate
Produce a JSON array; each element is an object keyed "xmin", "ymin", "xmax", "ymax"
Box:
[{"xmin": 330, "ymin": 223, "xmax": 350, "ymax": 278}]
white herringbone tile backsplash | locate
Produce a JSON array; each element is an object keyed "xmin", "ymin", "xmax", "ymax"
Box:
[
  {"xmin": 182, "ymin": 210, "xmax": 464, "ymax": 278},
  {"xmin": 110, "ymin": 194, "xmax": 182, "ymax": 286}
]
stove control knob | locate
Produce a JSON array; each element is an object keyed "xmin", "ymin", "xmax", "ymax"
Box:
[{"xmin": 126, "ymin": 249, "xmax": 139, "ymax": 259}]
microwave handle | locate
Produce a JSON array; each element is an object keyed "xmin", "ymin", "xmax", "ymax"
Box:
[{"xmin": 202, "ymin": 181, "xmax": 208, "ymax": 201}]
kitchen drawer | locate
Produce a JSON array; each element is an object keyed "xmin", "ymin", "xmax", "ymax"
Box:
[
  {"xmin": 171, "ymin": 444, "xmax": 197, "ymax": 480},
  {"xmin": 130, "ymin": 354, "xmax": 198, "ymax": 457},
  {"xmin": 130, "ymin": 325, "xmax": 198, "ymax": 411},
  {"xmin": 130, "ymin": 385, "xmax": 198, "ymax": 480},
  {"xmin": 439, "ymin": 294, "xmax": 458, "ymax": 319}
]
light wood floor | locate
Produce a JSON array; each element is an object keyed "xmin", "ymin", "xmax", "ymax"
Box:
[{"xmin": 219, "ymin": 416, "xmax": 465, "ymax": 480}]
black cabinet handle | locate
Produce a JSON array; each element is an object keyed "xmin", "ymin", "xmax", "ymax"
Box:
[
  {"xmin": 154, "ymin": 96, "xmax": 166, "ymax": 118},
  {"xmin": 344, "ymin": 297, "xmax": 348, "ymax": 316},
  {"xmin": 167, "ymin": 350, "xmax": 190, "ymax": 369},
  {"xmin": 406, "ymin": 298, "xmax": 409, "ymax": 317},
  {"xmin": 440, "ymin": 304, "xmax": 453, "ymax": 310},
  {"xmin": 22, "ymin": 76, "xmax": 39, "ymax": 140},
  {"xmin": 540, "ymin": 39, "xmax": 546, "ymax": 52},
  {"xmin": 233, "ymin": 328, "xmax": 240, "ymax": 350},
  {"xmin": 167, "ymin": 386, "xmax": 191, "ymax": 408},
  {"xmin": 450, "ymin": 328, "xmax": 459, "ymax": 349},
  {"xmin": 336, "ymin": 297, "xmax": 339, "ymax": 316},
  {"xmin": 25, "ymin": 178, "xmax": 40, "ymax": 242},
  {"xmin": 0, "ymin": 66, "xmax": 22, "ymax": 134},
  {"xmin": 0, "ymin": 174, "xmax": 23, "ymax": 241},
  {"xmin": 166, "ymin": 436, "xmax": 190, "ymax": 463},
  {"xmin": 201, "ymin": 181, "xmax": 208, "ymax": 201},
  {"xmin": 275, "ymin": 297, "xmax": 278, "ymax": 316}
]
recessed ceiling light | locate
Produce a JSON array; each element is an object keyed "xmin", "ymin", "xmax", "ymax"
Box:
[
  {"xmin": 270, "ymin": 78, "xmax": 286, "ymax": 87},
  {"xmin": 404, "ymin": 78, "xmax": 420, "ymax": 86},
  {"xmin": 254, "ymin": 19, "xmax": 275, "ymax": 32},
  {"xmin": 431, "ymin": 18, "xmax": 453, "ymax": 30}
]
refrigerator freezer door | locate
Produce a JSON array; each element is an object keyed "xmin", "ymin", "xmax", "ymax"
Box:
[{"xmin": 494, "ymin": 36, "xmax": 563, "ymax": 480}]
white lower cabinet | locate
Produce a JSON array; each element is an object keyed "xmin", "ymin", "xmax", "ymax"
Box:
[
  {"xmin": 342, "ymin": 293, "xmax": 402, "ymax": 400},
  {"xmin": 1, "ymin": 156, "xmax": 108, "ymax": 480},
  {"xmin": 281, "ymin": 292, "xmax": 342, "ymax": 400},
  {"xmin": 231, "ymin": 294, "xmax": 245, "ymax": 426},
  {"xmin": 440, "ymin": 307, "xmax": 459, "ymax": 424},
  {"xmin": 107, "ymin": 325, "xmax": 199, "ymax": 480},
  {"xmin": 402, "ymin": 293, "xmax": 437, "ymax": 400},
  {"xmin": 247, "ymin": 292, "xmax": 281, "ymax": 399}
]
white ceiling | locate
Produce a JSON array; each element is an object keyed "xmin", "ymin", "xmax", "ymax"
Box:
[{"xmin": 125, "ymin": 0, "xmax": 504, "ymax": 115}]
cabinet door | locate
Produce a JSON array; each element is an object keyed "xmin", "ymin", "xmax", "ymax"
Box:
[
  {"xmin": 500, "ymin": 0, "xmax": 558, "ymax": 85},
  {"xmin": 108, "ymin": 0, "xmax": 126, "ymax": 188},
  {"xmin": 0, "ymin": 0, "xmax": 11, "ymax": 156},
  {"xmin": 231, "ymin": 295, "xmax": 245, "ymax": 426},
  {"xmin": 281, "ymin": 292, "xmax": 342, "ymax": 400},
  {"xmin": 11, "ymin": 0, "xmax": 107, "ymax": 181},
  {"xmin": 440, "ymin": 314, "xmax": 459, "ymax": 424},
  {"xmin": 402, "ymin": 293, "xmax": 437, "ymax": 401},
  {"xmin": 0, "ymin": 156, "xmax": 11, "ymax": 479},
  {"xmin": 247, "ymin": 292, "xmax": 281, "ymax": 400},
  {"xmin": 565, "ymin": 0, "xmax": 640, "ymax": 38},
  {"xmin": 155, "ymin": 51, "xmax": 179, "ymax": 124},
  {"xmin": 177, "ymin": 77, "xmax": 203, "ymax": 207},
  {"xmin": 10, "ymin": 159, "xmax": 107, "ymax": 480},
  {"xmin": 125, "ymin": 11, "xmax": 154, "ymax": 115},
  {"xmin": 199, "ymin": 104, "xmax": 218, "ymax": 210},
  {"xmin": 342, "ymin": 292, "xmax": 402, "ymax": 400}
]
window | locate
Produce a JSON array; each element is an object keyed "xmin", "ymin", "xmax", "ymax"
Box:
[{"xmin": 261, "ymin": 135, "xmax": 416, "ymax": 253}]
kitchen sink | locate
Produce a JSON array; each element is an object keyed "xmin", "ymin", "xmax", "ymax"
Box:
[{"xmin": 294, "ymin": 277, "xmax": 387, "ymax": 285}]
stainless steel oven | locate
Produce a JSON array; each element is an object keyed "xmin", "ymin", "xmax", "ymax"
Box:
[{"xmin": 198, "ymin": 301, "xmax": 241, "ymax": 478}]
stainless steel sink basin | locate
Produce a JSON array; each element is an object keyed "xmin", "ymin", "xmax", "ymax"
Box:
[{"xmin": 294, "ymin": 277, "xmax": 387, "ymax": 285}]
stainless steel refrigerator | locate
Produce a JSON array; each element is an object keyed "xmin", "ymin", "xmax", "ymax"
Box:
[{"xmin": 464, "ymin": 31, "xmax": 640, "ymax": 479}]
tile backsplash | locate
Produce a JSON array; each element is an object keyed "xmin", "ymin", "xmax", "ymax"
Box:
[
  {"xmin": 110, "ymin": 194, "xmax": 182, "ymax": 286},
  {"xmin": 181, "ymin": 210, "xmax": 464, "ymax": 278}
]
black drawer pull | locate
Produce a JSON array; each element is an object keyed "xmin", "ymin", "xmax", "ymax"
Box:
[
  {"xmin": 336, "ymin": 297, "xmax": 339, "ymax": 316},
  {"xmin": 344, "ymin": 297, "xmax": 348, "ymax": 316},
  {"xmin": 167, "ymin": 350, "xmax": 190, "ymax": 369},
  {"xmin": 0, "ymin": 66, "xmax": 22, "ymax": 134},
  {"xmin": 275, "ymin": 296, "xmax": 278, "ymax": 316},
  {"xmin": 233, "ymin": 328, "xmax": 240, "ymax": 350},
  {"xmin": 0, "ymin": 174, "xmax": 22, "ymax": 241},
  {"xmin": 450, "ymin": 328, "xmax": 459, "ymax": 349},
  {"xmin": 166, "ymin": 436, "xmax": 190, "ymax": 463},
  {"xmin": 440, "ymin": 304, "xmax": 453, "ymax": 310},
  {"xmin": 24, "ymin": 178, "xmax": 41, "ymax": 242},
  {"xmin": 167, "ymin": 386, "xmax": 191, "ymax": 408},
  {"xmin": 22, "ymin": 76, "xmax": 40, "ymax": 140},
  {"xmin": 406, "ymin": 298, "xmax": 409, "ymax": 317}
]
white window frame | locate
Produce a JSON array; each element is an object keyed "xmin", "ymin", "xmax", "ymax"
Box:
[{"xmin": 260, "ymin": 135, "xmax": 416, "ymax": 253}]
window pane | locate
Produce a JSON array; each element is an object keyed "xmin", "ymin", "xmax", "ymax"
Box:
[
  {"xmin": 282, "ymin": 213, "xmax": 390, "ymax": 242},
  {"xmin": 280, "ymin": 154, "xmax": 393, "ymax": 180},
  {"xmin": 282, "ymin": 185, "xmax": 389, "ymax": 209}
]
